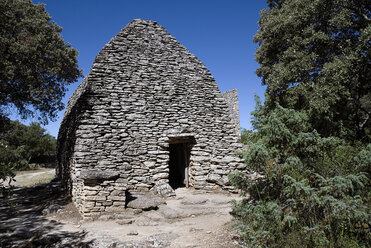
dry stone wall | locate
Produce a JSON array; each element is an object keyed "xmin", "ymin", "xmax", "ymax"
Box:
[
  {"xmin": 57, "ymin": 19, "xmax": 244, "ymax": 219},
  {"xmin": 221, "ymin": 89, "xmax": 241, "ymax": 137}
]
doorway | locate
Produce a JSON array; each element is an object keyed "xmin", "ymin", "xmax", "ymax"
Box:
[{"xmin": 168, "ymin": 142, "xmax": 191, "ymax": 189}]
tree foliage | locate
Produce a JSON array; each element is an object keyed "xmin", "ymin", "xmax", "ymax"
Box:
[
  {"xmin": 0, "ymin": 120, "xmax": 56, "ymax": 192},
  {"xmin": 231, "ymin": 104, "xmax": 370, "ymax": 247},
  {"xmin": 254, "ymin": 0, "xmax": 371, "ymax": 141},
  {"xmin": 0, "ymin": 0, "xmax": 82, "ymax": 124},
  {"xmin": 230, "ymin": 0, "xmax": 370, "ymax": 247}
]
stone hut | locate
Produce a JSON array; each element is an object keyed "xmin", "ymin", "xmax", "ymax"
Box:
[{"xmin": 57, "ymin": 19, "xmax": 244, "ymax": 218}]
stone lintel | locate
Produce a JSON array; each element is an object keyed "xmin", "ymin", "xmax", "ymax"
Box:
[{"xmin": 80, "ymin": 170, "xmax": 120, "ymax": 183}]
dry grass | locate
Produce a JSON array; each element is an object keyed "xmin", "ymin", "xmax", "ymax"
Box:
[
  {"xmin": 13, "ymin": 168, "xmax": 55, "ymax": 188},
  {"xmin": 15, "ymin": 167, "xmax": 52, "ymax": 175}
]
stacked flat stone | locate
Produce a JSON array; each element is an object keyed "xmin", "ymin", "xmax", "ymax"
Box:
[
  {"xmin": 57, "ymin": 19, "xmax": 245, "ymax": 219},
  {"xmin": 221, "ymin": 89, "xmax": 241, "ymax": 137}
]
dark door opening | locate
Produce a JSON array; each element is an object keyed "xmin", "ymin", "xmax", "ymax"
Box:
[{"xmin": 168, "ymin": 143, "xmax": 190, "ymax": 189}]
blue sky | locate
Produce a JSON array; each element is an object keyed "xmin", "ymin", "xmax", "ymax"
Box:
[{"xmin": 20, "ymin": 0, "xmax": 268, "ymax": 137}]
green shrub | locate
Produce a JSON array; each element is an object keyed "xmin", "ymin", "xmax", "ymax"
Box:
[
  {"xmin": 229, "ymin": 106, "xmax": 370, "ymax": 247},
  {"xmin": 234, "ymin": 0, "xmax": 371, "ymax": 245}
]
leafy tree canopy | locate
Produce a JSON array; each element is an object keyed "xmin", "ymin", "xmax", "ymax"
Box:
[
  {"xmin": 230, "ymin": 0, "xmax": 370, "ymax": 247},
  {"xmin": 0, "ymin": 120, "xmax": 56, "ymax": 194},
  {"xmin": 254, "ymin": 0, "xmax": 371, "ymax": 142},
  {"xmin": 0, "ymin": 0, "xmax": 82, "ymax": 124}
]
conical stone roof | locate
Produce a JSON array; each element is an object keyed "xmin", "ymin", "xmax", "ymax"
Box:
[{"xmin": 63, "ymin": 19, "xmax": 220, "ymax": 118}]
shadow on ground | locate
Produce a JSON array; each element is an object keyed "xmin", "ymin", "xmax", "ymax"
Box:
[{"xmin": 0, "ymin": 182, "xmax": 93, "ymax": 248}]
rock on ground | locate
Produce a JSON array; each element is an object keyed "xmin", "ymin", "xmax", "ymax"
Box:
[
  {"xmin": 126, "ymin": 193, "xmax": 166, "ymax": 210},
  {"xmin": 1, "ymin": 185, "xmax": 243, "ymax": 248}
]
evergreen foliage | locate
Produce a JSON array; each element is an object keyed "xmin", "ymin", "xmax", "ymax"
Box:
[
  {"xmin": 241, "ymin": 128, "xmax": 255, "ymax": 145},
  {"xmin": 230, "ymin": 0, "xmax": 370, "ymax": 247},
  {"xmin": 231, "ymin": 104, "xmax": 370, "ymax": 247},
  {"xmin": 254, "ymin": 0, "xmax": 370, "ymax": 142},
  {"xmin": 0, "ymin": 0, "xmax": 82, "ymax": 124}
]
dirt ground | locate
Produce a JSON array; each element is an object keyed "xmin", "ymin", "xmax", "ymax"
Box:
[
  {"xmin": 12, "ymin": 168, "xmax": 56, "ymax": 187},
  {"xmin": 0, "ymin": 169, "xmax": 244, "ymax": 248}
]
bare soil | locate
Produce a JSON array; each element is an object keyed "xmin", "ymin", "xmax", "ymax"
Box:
[
  {"xmin": 0, "ymin": 170, "xmax": 244, "ymax": 248},
  {"xmin": 14, "ymin": 168, "xmax": 56, "ymax": 187}
]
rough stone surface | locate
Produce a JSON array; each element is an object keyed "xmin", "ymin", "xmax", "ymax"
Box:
[
  {"xmin": 127, "ymin": 230, "xmax": 139, "ymax": 236},
  {"xmin": 221, "ymin": 89, "xmax": 241, "ymax": 137},
  {"xmin": 158, "ymin": 205, "xmax": 180, "ymax": 219},
  {"xmin": 151, "ymin": 182, "xmax": 176, "ymax": 197},
  {"xmin": 80, "ymin": 169, "xmax": 120, "ymax": 180},
  {"xmin": 126, "ymin": 194, "xmax": 165, "ymax": 210},
  {"xmin": 116, "ymin": 219, "xmax": 133, "ymax": 225},
  {"xmin": 57, "ymin": 19, "xmax": 244, "ymax": 217},
  {"xmin": 180, "ymin": 197, "xmax": 208, "ymax": 205}
]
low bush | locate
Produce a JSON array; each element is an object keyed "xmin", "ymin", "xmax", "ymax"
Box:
[{"xmin": 230, "ymin": 106, "xmax": 370, "ymax": 247}]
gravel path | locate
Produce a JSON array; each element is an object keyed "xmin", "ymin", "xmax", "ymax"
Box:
[{"xmin": 12, "ymin": 169, "xmax": 56, "ymax": 187}]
